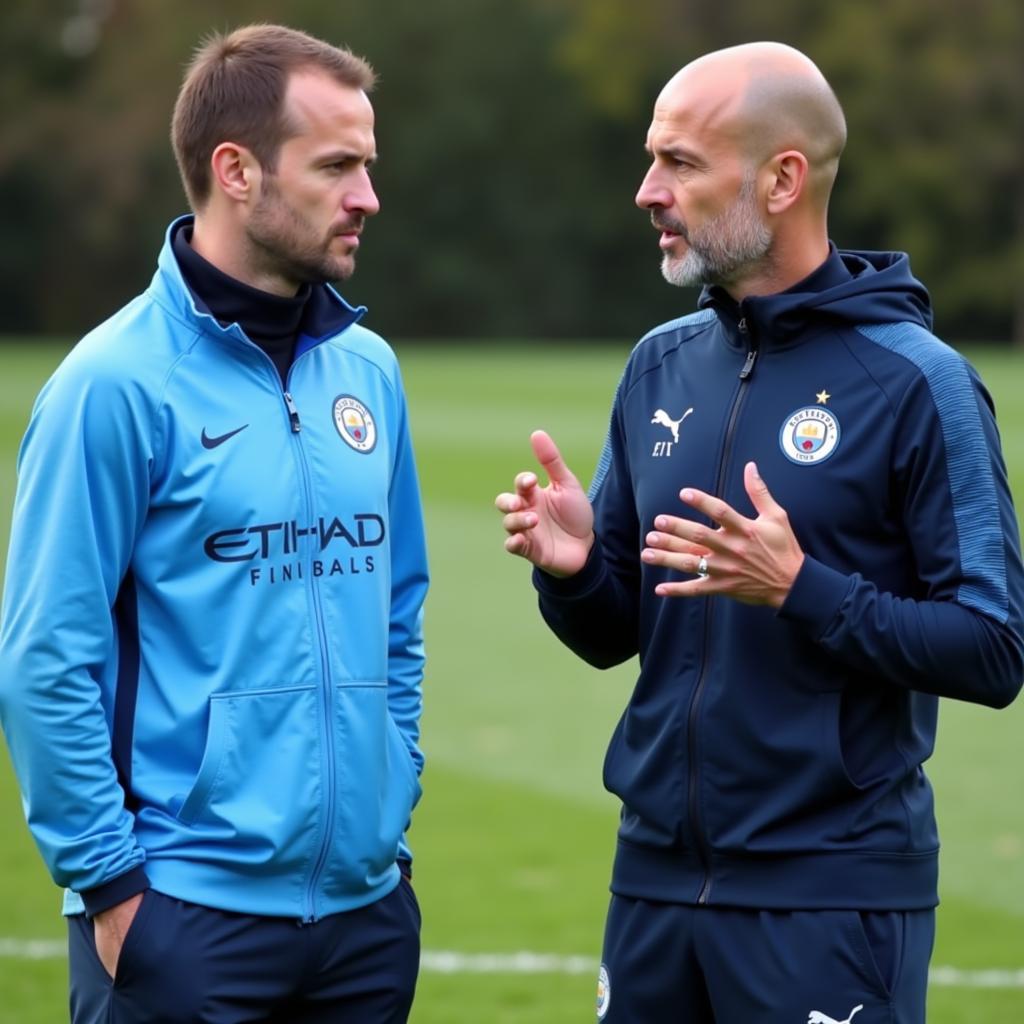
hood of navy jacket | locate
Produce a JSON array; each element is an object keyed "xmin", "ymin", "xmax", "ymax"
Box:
[{"xmin": 699, "ymin": 246, "xmax": 933, "ymax": 346}]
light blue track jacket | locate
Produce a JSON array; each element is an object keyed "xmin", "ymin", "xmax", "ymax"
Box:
[{"xmin": 0, "ymin": 218, "xmax": 429, "ymax": 921}]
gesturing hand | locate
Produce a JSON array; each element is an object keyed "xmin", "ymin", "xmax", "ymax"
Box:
[
  {"xmin": 641, "ymin": 461, "xmax": 804, "ymax": 608},
  {"xmin": 495, "ymin": 430, "xmax": 595, "ymax": 577}
]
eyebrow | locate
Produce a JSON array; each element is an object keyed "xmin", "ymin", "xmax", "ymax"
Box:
[
  {"xmin": 316, "ymin": 149, "xmax": 377, "ymax": 166},
  {"xmin": 644, "ymin": 143, "xmax": 703, "ymax": 165}
]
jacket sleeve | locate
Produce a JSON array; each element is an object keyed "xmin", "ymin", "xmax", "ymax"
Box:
[
  {"xmin": 533, "ymin": 376, "xmax": 642, "ymax": 668},
  {"xmin": 780, "ymin": 358, "xmax": 1024, "ymax": 709},
  {"xmin": 0, "ymin": 352, "xmax": 153, "ymax": 907},
  {"xmin": 385, "ymin": 365, "xmax": 428, "ymax": 777}
]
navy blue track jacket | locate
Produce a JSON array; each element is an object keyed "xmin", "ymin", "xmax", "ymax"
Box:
[{"xmin": 534, "ymin": 247, "xmax": 1024, "ymax": 911}]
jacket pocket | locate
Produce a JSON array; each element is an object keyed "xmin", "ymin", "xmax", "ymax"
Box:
[
  {"xmin": 174, "ymin": 686, "xmax": 320, "ymax": 866},
  {"xmin": 321, "ymin": 683, "xmax": 422, "ymax": 897}
]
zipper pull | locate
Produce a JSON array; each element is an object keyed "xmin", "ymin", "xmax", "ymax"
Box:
[
  {"xmin": 737, "ymin": 318, "xmax": 757, "ymax": 380},
  {"xmin": 284, "ymin": 392, "xmax": 301, "ymax": 432},
  {"xmin": 739, "ymin": 347, "xmax": 758, "ymax": 380}
]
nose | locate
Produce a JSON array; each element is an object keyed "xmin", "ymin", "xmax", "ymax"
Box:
[
  {"xmin": 635, "ymin": 166, "xmax": 672, "ymax": 211},
  {"xmin": 344, "ymin": 169, "xmax": 380, "ymax": 218}
]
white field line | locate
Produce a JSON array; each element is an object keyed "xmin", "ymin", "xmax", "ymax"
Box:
[{"xmin": 0, "ymin": 939, "xmax": 1022, "ymax": 989}]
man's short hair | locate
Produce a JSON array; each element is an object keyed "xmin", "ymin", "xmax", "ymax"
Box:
[{"xmin": 171, "ymin": 24, "xmax": 375, "ymax": 209}]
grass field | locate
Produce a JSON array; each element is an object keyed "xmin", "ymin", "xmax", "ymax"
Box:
[{"xmin": 0, "ymin": 339, "xmax": 1022, "ymax": 1022}]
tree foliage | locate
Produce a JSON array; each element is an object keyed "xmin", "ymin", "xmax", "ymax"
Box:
[{"xmin": 1, "ymin": 0, "xmax": 1021, "ymax": 342}]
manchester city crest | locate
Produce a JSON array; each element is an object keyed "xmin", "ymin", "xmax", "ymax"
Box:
[
  {"xmin": 779, "ymin": 405, "xmax": 840, "ymax": 465},
  {"xmin": 333, "ymin": 395, "xmax": 377, "ymax": 453},
  {"xmin": 596, "ymin": 963, "xmax": 611, "ymax": 1019}
]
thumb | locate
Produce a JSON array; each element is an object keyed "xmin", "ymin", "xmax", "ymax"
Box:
[
  {"xmin": 744, "ymin": 461, "xmax": 781, "ymax": 516},
  {"xmin": 530, "ymin": 430, "xmax": 578, "ymax": 487}
]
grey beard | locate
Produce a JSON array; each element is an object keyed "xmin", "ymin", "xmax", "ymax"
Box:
[{"xmin": 659, "ymin": 180, "xmax": 772, "ymax": 289}]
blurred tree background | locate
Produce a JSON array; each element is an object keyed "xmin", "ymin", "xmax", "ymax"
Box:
[{"xmin": 1, "ymin": 0, "xmax": 1021, "ymax": 343}]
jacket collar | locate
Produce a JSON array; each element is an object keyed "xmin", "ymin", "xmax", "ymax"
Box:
[
  {"xmin": 148, "ymin": 216, "xmax": 367, "ymax": 348},
  {"xmin": 698, "ymin": 244, "xmax": 853, "ymax": 348},
  {"xmin": 697, "ymin": 243, "xmax": 932, "ymax": 350}
]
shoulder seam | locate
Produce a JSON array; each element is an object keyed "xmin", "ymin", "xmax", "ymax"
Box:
[
  {"xmin": 623, "ymin": 309, "xmax": 717, "ymax": 403},
  {"xmin": 322, "ymin": 328, "xmax": 399, "ymax": 400}
]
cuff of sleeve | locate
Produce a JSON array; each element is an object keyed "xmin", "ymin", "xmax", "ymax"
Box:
[
  {"xmin": 80, "ymin": 866, "xmax": 151, "ymax": 918},
  {"xmin": 778, "ymin": 555, "xmax": 853, "ymax": 639},
  {"xmin": 531, "ymin": 537, "xmax": 606, "ymax": 599}
]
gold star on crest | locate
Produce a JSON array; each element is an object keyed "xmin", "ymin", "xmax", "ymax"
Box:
[{"xmin": 816, "ymin": 389, "xmax": 831, "ymax": 405}]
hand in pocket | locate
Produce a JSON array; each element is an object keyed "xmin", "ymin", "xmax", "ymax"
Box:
[{"xmin": 93, "ymin": 892, "xmax": 144, "ymax": 979}]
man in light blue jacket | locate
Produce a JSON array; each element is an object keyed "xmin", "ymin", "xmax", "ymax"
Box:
[{"xmin": 0, "ymin": 23, "xmax": 428, "ymax": 1024}]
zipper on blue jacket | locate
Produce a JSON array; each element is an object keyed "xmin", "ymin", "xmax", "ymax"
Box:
[
  {"xmin": 688, "ymin": 315, "xmax": 757, "ymax": 904},
  {"xmin": 219, "ymin": 334, "xmax": 336, "ymax": 921},
  {"xmin": 279, "ymin": 376, "xmax": 339, "ymax": 924},
  {"xmin": 284, "ymin": 392, "xmax": 302, "ymax": 432}
]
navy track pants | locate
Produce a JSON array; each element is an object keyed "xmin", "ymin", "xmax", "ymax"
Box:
[
  {"xmin": 69, "ymin": 880, "xmax": 420, "ymax": 1023},
  {"xmin": 597, "ymin": 895, "xmax": 934, "ymax": 1023}
]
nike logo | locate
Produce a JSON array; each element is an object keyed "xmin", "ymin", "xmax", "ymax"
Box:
[{"xmin": 201, "ymin": 424, "xmax": 249, "ymax": 449}]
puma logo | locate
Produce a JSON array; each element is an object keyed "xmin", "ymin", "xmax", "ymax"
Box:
[
  {"xmin": 808, "ymin": 1005, "xmax": 863, "ymax": 1024},
  {"xmin": 651, "ymin": 407, "xmax": 693, "ymax": 444}
]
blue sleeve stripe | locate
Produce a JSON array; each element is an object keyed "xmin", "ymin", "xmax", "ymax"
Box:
[
  {"xmin": 589, "ymin": 375, "xmax": 622, "ymax": 500},
  {"xmin": 856, "ymin": 323, "xmax": 1009, "ymax": 622},
  {"xmin": 112, "ymin": 571, "xmax": 142, "ymax": 811},
  {"xmin": 636, "ymin": 308, "xmax": 717, "ymax": 345},
  {"xmin": 590, "ymin": 310, "xmax": 717, "ymax": 499}
]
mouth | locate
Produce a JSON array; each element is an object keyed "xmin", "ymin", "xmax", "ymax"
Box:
[
  {"xmin": 332, "ymin": 232, "xmax": 362, "ymax": 252},
  {"xmin": 333, "ymin": 223, "xmax": 363, "ymax": 243},
  {"xmin": 651, "ymin": 217, "xmax": 686, "ymax": 250}
]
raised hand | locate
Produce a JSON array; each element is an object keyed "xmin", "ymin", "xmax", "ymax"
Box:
[
  {"xmin": 495, "ymin": 430, "xmax": 595, "ymax": 577},
  {"xmin": 640, "ymin": 461, "xmax": 804, "ymax": 607}
]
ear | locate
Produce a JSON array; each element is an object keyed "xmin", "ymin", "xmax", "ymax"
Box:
[
  {"xmin": 764, "ymin": 150, "xmax": 808, "ymax": 215},
  {"xmin": 209, "ymin": 142, "xmax": 262, "ymax": 203}
]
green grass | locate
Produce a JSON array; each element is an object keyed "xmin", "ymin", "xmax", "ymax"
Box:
[{"xmin": 1, "ymin": 340, "xmax": 1022, "ymax": 1022}]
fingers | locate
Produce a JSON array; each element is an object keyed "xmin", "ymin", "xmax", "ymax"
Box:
[
  {"xmin": 643, "ymin": 527, "xmax": 709, "ymax": 558},
  {"xmin": 530, "ymin": 429, "xmax": 577, "ymax": 487},
  {"xmin": 500, "ymin": 509, "xmax": 539, "ymax": 534},
  {"xmin": 744, "ymin": 461, "xmax": 783, "ymax": 518},
  {"xmin": 642, "ymin": 529, "xmax": 719, "ymax": 577},
  {"xmin": 678, "ymin": 487, "xmax": 747, "ymax": 531},
  {"xmin": 654, "ymin": 578, "xmax": 713, "ymax": 598},
  {"xmin": 515, "ymin": 470, "xmax": 538, "ymax": 496},
  {"xmin": 503, "ymin": 531, "xmax": 532, "ymax": 557},
  {"xmin": 647, "ymin": 512, "xmax": 729, "ymax": 555},
  {"xmin": 496, "ymin": 469, "xmax": 541, "ymax": 552},
  {"xmin": 641, "ymin": 545, "xmax": 708, "ymax": 576},
  {"xmin": 494, "ymin": 470, "xmax": 538, "ymax": 514},
  {"xmin": 495, "ymin": 437, "xmax": 555, "ymax": 561}
]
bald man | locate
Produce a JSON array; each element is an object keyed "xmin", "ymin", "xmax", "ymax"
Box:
[{"xmin": 496, "ymin": 42, "xmax": 1022, "ymax": 1023}]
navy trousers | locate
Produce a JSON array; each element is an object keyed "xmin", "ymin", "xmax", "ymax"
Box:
[
  {"xmin": 69, "ymin": 880, "xmax": 420, "ymax": 1024},
  {"xmin": 597, "ymin": 895, "xmax": 934, "ymax": 1023}
]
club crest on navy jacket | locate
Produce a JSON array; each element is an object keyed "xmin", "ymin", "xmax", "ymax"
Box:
[
  {"xmin": 0, "ymin": 218, "xmax": 429, "ymax": 921},
  {"xmin": 535, "ymin": 246, "xmax": 1023, "ymax": 910}
]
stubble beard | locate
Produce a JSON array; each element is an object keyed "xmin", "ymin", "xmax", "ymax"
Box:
[
  {"xmin": 247, "ymin": 178, "xmax": 359, "ymax": 288},
  {"xmin": 659, "ymin": 175, "xmax": 773, "ymax": 289}
]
